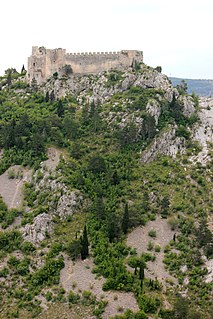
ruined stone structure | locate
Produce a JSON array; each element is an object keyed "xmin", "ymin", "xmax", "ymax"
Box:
[{"xmin": 27, "ymin": 46, "xmax": 143, "ymax": 84}]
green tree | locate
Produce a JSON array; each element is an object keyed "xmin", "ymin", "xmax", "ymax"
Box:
[
  {"xmin": 63, "ymin": 116, "xmax": 79, "ymax": 139},
  {"xmin": 62, "ymin": 64, "xmax": 73, "ymax": 76},
  {"xmin": 67, "ymin": 240, "xmax": 81, "ymax": 260},
  {"xmin": 93, "ymin": 197, "xmax": 105, "ymax": 220},
  {"xmin": 88, "ymin": 155, "xmax": 106, "ymax": 174},
  {"xmin": 31, "ymin": 77, "xmax": 38, "ymax": 92},
  {"xmin": 174, "ymin": 295, "xmax": 189, "ymax": 319},
  {"xmin": 21, "ymin": 65, "xmax": 26, "ymax": 74},
  {"xmin": 176, "ymin": 80, "xmax": 188, "ymax": 95},
  {"xmin": 45, "ymin": 91, "xmax": 49, "ymax": 102},
  {"xmin": 122, "ymin": 203, "xmax": 129, "ymax": 234},
  {"xmin": 169, "ymin": 93, "xmax": 185, "ymax": 124},
  {"xmin": 141, "ymin": 191, "xmax": 149, "ymax": 213},
  {"xmin": 161, "ymin": 196, "xmax": 170, "ymax": 218},
  {"xmin": 111, "ymin": 170, "xmax": 120, "ymax": 185},
  {"xmin": 140, "ymin": 114, "xmax": 156, "ymax": 140},
  {"xmin": 81, "ymin": 225, "xmax": 89, "ymax": 260},
  {"xmin": 139, "ymin": 262, "xmax": 145, "ymax": 289},
  {"xmin": 1, "ymin": 120, "xmax": 16, "ymax": 148},
  {"xmin": 116, "ymin": 121, "xmax": 138, "ymax": 147},
  {"xmin": 50, "ymin": 90, "xmax": 55, "ymax": 102},
  {"xmin": 57, "ymin": 99, "xmax": 64, "ymax": 117}
]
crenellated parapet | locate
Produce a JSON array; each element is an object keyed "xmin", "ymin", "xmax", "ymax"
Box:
[{"xmin": 27, "ymin": 47, "xmax": 143, "ymax": 84}]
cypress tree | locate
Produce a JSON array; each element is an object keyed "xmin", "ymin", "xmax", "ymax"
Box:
[
  {"xmin": 57, "ymin": 99, "xmax": 64, "ymax": 117},
  {"xmin": 122, "ymin": 203, "xmax": 129, "ymax": 234},
  {"xmin": 21, "ymin": 64, "xmax": 26, "ymax": 73},
  {"xmin": 81, "ymin": 225, "xmax": 89, "ymax": 260},
  {"xmin": 139, "ymin": 260, "xmax": 145, "ymax": 290}
]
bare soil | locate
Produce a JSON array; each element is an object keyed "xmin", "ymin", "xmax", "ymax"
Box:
[
  {"xmin": 60, "ymin": 255, "xmax": 139, "ymax": 318},
  {"xmin": 42, "ymin": 147, "xmax": 64, "ymax": 171},
  {"xmin": 0, "ymin": 165, "xmax": 32, "ymax": 209},
  {"xmin": 126, "ymin": 215, "xmax": 177, "ymax": 286}
]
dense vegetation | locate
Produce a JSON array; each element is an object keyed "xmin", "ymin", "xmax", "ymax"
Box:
[{"xmin": 0, "ymin": 69, "xmax": 212, "ymax": 319}]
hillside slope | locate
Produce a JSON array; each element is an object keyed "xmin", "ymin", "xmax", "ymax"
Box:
[{"xmin": 0, "ymin": 65, "xmax": 212, "ymax": 319}]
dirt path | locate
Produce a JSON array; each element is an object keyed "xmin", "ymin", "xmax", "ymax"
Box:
[
  {"xmin": 126, "ymin": 215, "xmax": 177, "ymax": 286},
  {"xmin": 60, "ymin": 256, "xmax": 139, "ymax": 318},
  {"xmin": 0, "ymin": 165, "xmax": 32, "ymax": 209}
]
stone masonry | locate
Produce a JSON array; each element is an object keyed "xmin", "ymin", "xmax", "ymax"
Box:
[{"xmin": 27, "ymin": 46, "xmax": 143, "ymax": 84}]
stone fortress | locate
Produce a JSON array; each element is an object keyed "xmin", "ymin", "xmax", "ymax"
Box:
[{"xmin": 27, "ymin": 46, "xmax": 143, "ymax": 84}]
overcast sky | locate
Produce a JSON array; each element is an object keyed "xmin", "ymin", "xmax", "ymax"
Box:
[{"xmin": 1, "ymin": 0, "xmax": 213, "ymax": 79}]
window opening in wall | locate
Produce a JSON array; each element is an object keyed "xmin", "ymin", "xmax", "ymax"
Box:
[{"xmin": 33, "ymin": 63, "xmax": 36, "ymax": 67}]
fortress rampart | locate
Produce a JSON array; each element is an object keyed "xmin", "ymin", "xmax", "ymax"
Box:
[{"xmin": 27, "ymin": 46, "xmax": 143, "ymax": 84}]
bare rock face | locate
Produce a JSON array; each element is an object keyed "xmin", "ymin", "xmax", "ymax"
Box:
[
  {"xmin": 56, "ymin": 190, "xmax": 83, "ymax": 219},
  {"xmin": 133, "ymin": 69, "xmax": 175, "ymax": 102},
  {"xmin": 22, "ymin": 213, "xmax": 53, "ymax": 244},
  {"xmin": 204, "ymin": 258, "xmax": 213, "ymax": 283},
  {"xmin": 190, "ymin": 97, "xmax": 213, "ymax": 164},
  {"xmin": 44, "ymin": 65, "xmax": 176, "ymax": 105},
  {"xmin": 146, "ymin": 99, "xmax": 161, "ymax": 124},
  {"xmin": 140, "ymin": 126, "xmax": 185, "ymax": 163},
  {"xmin": 178, "ymin": 95, "xmax": 196, "ymax": 117}
]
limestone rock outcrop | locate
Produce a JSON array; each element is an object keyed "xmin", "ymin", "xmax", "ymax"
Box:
[
  {"xmin": 140, "ymin": 126, "xmax": 186, "ymax": 163},
  {"xmin": 21, "ymin": 149, "xmax": 83, "ymax": 244},
  {"xmin": 44, "ymin": 65, "xmax": 176, "ymax": 105},
  {"xmin": 22, "ymin": 213, "xmax": 53, "ymax": 244}
]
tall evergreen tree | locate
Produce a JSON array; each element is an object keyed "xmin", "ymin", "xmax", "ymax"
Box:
[
  {"xmin": 111, "ymin": 170, "xmax": 119, "ymax": 185},
  {"xmin": 81, "ymin": 225, "xmax": 89, "ymax": 260},
  {"xmin": 57, "ymin": 99, "xmax": 64, "ymax": 117},
  {"xmin": 21, "ymin": 64, "xmax": 26, "ymax": 73},
  {"xmin": 49, "ymin": 90, "xmax": 55, "ymax": 102},
  {"xmin": 94, "ymin": 196, "xmax": 105, "ymax": 220},
  {"xmin": 122, "ymin": 203, "xmax": 129, "ymax": 234},
  {"xmin": 139, "ymin": 263, "xmax": 145, "ymax": 289}
]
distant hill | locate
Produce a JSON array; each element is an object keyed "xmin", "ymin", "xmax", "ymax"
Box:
[{"xmin": 170, "ymin": 77, "xmax": 213, "ymax": 96}]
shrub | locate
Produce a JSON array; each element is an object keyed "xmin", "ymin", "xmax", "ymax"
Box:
[
  {"xmin": 7, "ymin": 169, "xmax": 16, "ymax": 179},
  {"xmin": 147, "ymin": 241, "xmax": 154, "ymax": 251},
  {"xmin": 155, "ymin": 245, "xmax": 161, "ymax": 252},
  {"xmin": 176, "ymin": 126, "xmax": 190, "ymax": 139},
  {"xmin": 28, "ymin": 257, "xmax": 64, "ymax": 289},
  {"xmin": 148, "ymin": 229, "xmax": 157, "ymax": 238},
  {"xmin": 138, "ymin": 294, "xmax": 160, "ymax": 313},
  {"xmin": 168, "ymin": 216, "xmax": 179, "ymax": 230},
  {"xmin": 45, "ymin": 291, "xmax": 53, "ymax": 301},
  {"xmin": 93, "ymin": 300, "xmax": 108, "ymax": 318},
  {"xmin": 0, "ymin": 267, "xmax": 9, "ymax": 277},
  {"xmin": 0, "ymin": 230, "xmax": 22, "ymax": 252},
  {"xmin": 20, "ymin": 241, "xmax": 36, "ymax": 254},
  {"xmin": 66, "ymin": 239, "xmax": 81, "ymax": 260}
]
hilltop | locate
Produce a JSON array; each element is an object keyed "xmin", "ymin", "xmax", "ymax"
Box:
[{"xmin": 0, "ymin": 63, "xmax": 212, "ymax": 319}]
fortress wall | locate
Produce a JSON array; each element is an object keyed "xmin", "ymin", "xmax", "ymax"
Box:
[
  {"xmin": 65, "ymin": 51, "xmax": 127, "ymax": 73},
  {"xmin": 27, "ymin": 47, "xmax": 143, "ymax": 84},
  {"xmin": 64, "ymin": 50, "xmax": 143, "ymax": 74}
]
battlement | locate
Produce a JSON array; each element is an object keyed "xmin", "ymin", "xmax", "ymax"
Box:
[
  {"xmin": 66, "ymin": 51, "xmax": 121, "ymax": 56},
  {"xmin": 27, "ymin": 46, "xmax": 143, "ymax": 84}
]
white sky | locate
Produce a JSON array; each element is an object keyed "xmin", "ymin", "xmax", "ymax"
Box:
[{"xmin": 1, "ymin": 0, "xmax": 213, "ymax": 79}]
